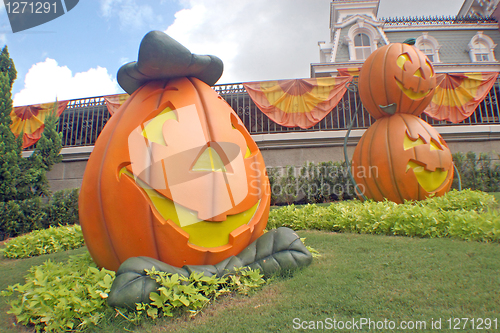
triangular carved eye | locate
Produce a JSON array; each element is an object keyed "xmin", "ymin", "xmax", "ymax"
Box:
[{"xmin": 414, "ymin": 68, "xmax": 424, "ymax": 78}]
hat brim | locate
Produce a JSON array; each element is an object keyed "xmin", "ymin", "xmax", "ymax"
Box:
[{"xmin": 117, "ymin": 31, "xmax": 224, "ymax": 95}]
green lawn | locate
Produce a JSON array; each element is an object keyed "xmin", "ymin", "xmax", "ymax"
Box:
[{"xmin": 2, "ymin": 231, "xmax": 499, "ymax": 332}]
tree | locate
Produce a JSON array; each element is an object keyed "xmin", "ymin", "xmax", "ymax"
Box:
[
  {"xmin": 0, "ymin": 46, "xmax": 16, "ymax": 88},
  {"xmin": 0, "ymin": 45, "xmax": 62, "ymax": 201},
  {"xmin": 0, "ymin": 47, "xmax": 22, "ymax": 202}
]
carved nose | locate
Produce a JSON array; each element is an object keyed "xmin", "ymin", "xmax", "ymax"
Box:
[{"xmin": 191, "ymin": 146, "xmax": 226, "ymax": 172}]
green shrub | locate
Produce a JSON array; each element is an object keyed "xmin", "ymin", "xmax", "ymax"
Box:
[
  {"xmin": 1, "ymin": 224, "xmax": 84, "ymax": 259},
  {"xmin": 0, "ymin": 200, "xmax": 21, "ymax": 240},
  {"xmin": 414, "ymin": 188, "xmax": 496, "ymax": 212},
  {"xmin": 0, "ymin": 197, "xmax": 45, "ymax": 241},
  {"xmin": 0, "ymin": 188, "xmax": 79, "ymax": 241},
  {"xmin": 43, "ymin": 188, "xmax": 79, "ymax": 228},
  {"xmin": 2, "ymin": 253, "xmax": 115, "ymax": 332},
  {"xmin": 268, "ymin": 161, "xmax": 355, "ymax": 205},
  {"xmin": 18, "ymin": 197, "xmax": 45, "ymax": 234},
  {"xmin": 453, "ymin": 152, "xmax": 500, "ymax": 192},
  {"xmin": 267, "ymin": 190, "xmax": 500, "ymax": 242},
  {"xmin": 299, "ymin": 161, "xmax": 355, "ymax": 203}
]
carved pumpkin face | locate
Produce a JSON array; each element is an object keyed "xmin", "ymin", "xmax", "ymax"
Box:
[
  {"xmin": 79, "ymin": 77, "xmax": 270, "ymax": 271},
  {"xmin": 359, "ymin": 43, "xmax": 437, "ymax": 119},
  {"xmin": 351, "ymin": 114, "xmax": 453, "ymax": 203}
]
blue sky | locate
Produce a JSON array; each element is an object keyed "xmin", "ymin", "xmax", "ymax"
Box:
[{"xmin": 0, "ymin": 0, "xmax": 463, "ymax": 106}]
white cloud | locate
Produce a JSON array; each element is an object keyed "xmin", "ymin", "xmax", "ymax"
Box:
[
  {"xmin": 165, "ymin": 0, "xmax": 331, "ymax": 84},
  {"xmin": 161, "ymin": 0, "xmax": 464, "ymax": 85},
  {"xmin": 13, "ymin": 58, "xmax": 120, "ymax": 106},
  {"xmin": 99, "ymin": 0, "xmax": 155, "ymax": 29},
  {"xmin": 100, "ymin": 0, "xmax": 117, "ymax": 17}
]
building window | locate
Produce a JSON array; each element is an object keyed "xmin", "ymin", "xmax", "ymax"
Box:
[
  {"xmin": 354, "ymin": 33, "xmax": 372, "ymax": 60},
  {"xmin": 418, "ymin": 41, "xmax": 435, "ymax": 62},
  {"xmin": 473, "ymin": 41, "xmax": 490, "ymax": 61},
  {"xmin": 415, "ymin": 33, "xmax": 441, "ymax": 63},
  {"xmin": 468, "ymin": 31, "xmax": 497, "ymax": 63},
  {"xmin": 345, "ymin": 20, "xmax": 382, "ymax": 61}
]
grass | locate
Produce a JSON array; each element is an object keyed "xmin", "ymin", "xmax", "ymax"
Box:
[{"xmin": 1, "ymin": 232, "xmax": 499, "ymax": 332}]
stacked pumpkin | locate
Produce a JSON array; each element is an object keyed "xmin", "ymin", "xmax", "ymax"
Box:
[{"xmin": 351, "ymin": 42, "xmax": 454, "ymax": 203}]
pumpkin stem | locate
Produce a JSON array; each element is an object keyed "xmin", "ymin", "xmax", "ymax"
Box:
[
  {"xmin": 403, "ymin": 38, "xmax": 416, "ymax": 45},
  {"xmin": 379, "ymin": 103, "xmax": 397, "ymax": 115}
]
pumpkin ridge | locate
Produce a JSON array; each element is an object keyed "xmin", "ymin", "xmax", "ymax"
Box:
[
  {"xmin": 93, "ymin": 85, "xmax": 150, "ymax": 268},
  {"xmin": 352, "ymin": 129, "xmax": 366, "ymax": 197},
  {"xmin": 185, "ymin": 77, "xmax": 213, "ymax": 144},
  {"xmin": 396, "ymin": 45, "xmax": 407, "ymax": 117},
  {"xmin": 383, "ymin": 44, "xmax": 393, "ymax": 113},
  {"xmin": 386, "ymin": 115, "xmax": 406, "ymax": 203},
  {"xmin": 399, "ymin": 114, "xmax": 422, "ymax": 199},
  {"xmin": 411, "ymin": 96, "xmax": 426, "ymax": 116},
  {"xmin": 365, "ymin": 49, "xmax": 379, "ymax": 118},
  {"xmin": 364, "ymin": 119, "xmax": 384, "ymax": 200},
  {"xmin": 140, "ymin": 80, "xmax": 173, "ymax": 261}
]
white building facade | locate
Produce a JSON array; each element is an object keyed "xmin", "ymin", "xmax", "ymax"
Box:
[{"xmin": 311, "ymin": 0, "xmax": 500, "ymax": 77}]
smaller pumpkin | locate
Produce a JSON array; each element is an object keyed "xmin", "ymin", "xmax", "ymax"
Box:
[
  {"xmin": 358, "ymin": 43, "xmax": 437, "ymax": 119},
  {"xmin": 351, "ymin": 114, "xmax": 454, "ymax": 203}
]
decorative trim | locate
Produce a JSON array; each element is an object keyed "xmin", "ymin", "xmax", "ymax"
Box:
[
  {"xmin": 415, "ymin": 32, "xmax": 442, "ymax": 63},
  {"xmin": 331, "ymin": 29, "xmax": 341, "ymax": 62},
  {"xmin": 344, "ymin": 19, "xmax": 381, "ymax": 61},
  {"xmin": 383, "ymin": 24, "xmax": 499, "ymax": 32},
  {"xmin": 310, "ymin": 62, "xmax": 500, "ymax": 77},
  {"xmin": 468, "ymin": 31, "xmax": 497, "ymax": 62}
]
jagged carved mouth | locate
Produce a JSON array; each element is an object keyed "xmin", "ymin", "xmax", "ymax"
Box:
[
  {"xmin": 119, "ymin": 167, "xmax": 259, "ymax": 248},
  {"xmin": 405, "ymin": 161, "xmax": 448, "ymax": 192},
  {"xmin": 395, "ymin": 78, "xmax": 432, "ymax": 100}
]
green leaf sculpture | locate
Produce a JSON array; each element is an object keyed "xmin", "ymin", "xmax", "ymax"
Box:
[{"xmin": 108, "ymin": 227, "xmax": 312, "ymax": 308}]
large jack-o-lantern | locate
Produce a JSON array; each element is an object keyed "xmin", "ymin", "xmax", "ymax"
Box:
[
  {"xmin": 351, "ymin": 114, "xmax": 454, "ymax": 203},
  {"xmin": 359, "ymin": 43, "xmax": 438, "ymax": 119},
  {"xmin": 79, "ymin": 77, "xmax": 270, "ymax": 272}
]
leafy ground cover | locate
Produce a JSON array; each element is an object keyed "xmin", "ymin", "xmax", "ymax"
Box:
[
  {"xmin": 1, "ymin": 190, "xmax": 499, "ymax": 332},
  {"xmin": 1, "ymin": 224, "xmax": 84, "ymax": 259},
  {"xmin": 269, "ymin": 190, "xmax": 500, "ymax": 242},
  {"xmin": 1, "ymin": 231, "xmax": 499, "ymax": 332}
]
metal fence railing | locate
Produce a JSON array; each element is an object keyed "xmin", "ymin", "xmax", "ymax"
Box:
[
  {"xmin": 44, "ymin": 78, "xmax": 500, "ymax": 149},
  {"xmin": 56, "ymin": 97, "xmax": 110, "ymax": 148}
]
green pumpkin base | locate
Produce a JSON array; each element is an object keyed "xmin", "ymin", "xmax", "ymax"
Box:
[{"xmin": 107, "ymin": 227, "xmax": 312, "ymax": 309}]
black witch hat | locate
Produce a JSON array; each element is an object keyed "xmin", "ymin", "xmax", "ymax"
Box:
[{"xmin": 117, "ymin": 30, "xmax": 224, "ymax": 95}]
